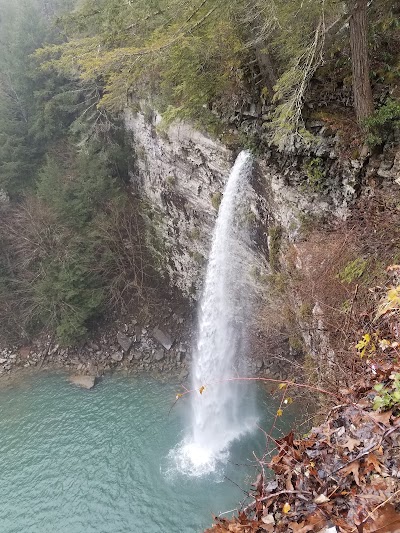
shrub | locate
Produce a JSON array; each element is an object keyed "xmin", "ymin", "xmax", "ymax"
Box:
[
  {"xmin": 364, "ymin": 98, "xmax": 400, "ymax": 147},
  {"xmin": 0, "ymin": 142, "xmax": 149, "ymax": 345},
  {"xmin": 303, "ymin": 157, "xmax": 326, "ymax": 192},
  {"xmin": 337, "ymin": 258, "xmax": 367, "ymax": 284}
]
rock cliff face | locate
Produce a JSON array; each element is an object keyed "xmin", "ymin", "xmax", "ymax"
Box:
[
  {"xmin": 125, "ymin": 107, "xmax": 400, "ymax": 377},
  {"xmin": 125, "ymin": 109, "xmax": 271, "ymax": 298},
  {"xmin": 125, "ymin": 109, "xmax": 361, "ymax": 296},
  {"xmin": 125, "ymin": 109, "xmax": 233, "ymax": 296}
]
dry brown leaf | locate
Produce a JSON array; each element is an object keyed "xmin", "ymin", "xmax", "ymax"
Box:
[
  {"xmin": 261, "ymin": 514, "xmax": 275, "ymax": 525},
  {"xmin": 314, "ymin": 494, "xmax": 330, "ymax": 504},
  {"xmin": 342, "ymin": 437, "xmax": 361, "ymax": 452},
  {"xmin": 259, "ymin": 514, "xmax": 275, "ymax": 532},
  {"xmin": 340, "ymin": 460, "xmax": 362, "ymax": 486},
  {"xmin": 260, "ymin": 524, "xmax": 275, "ymax": 533},
  {"xmin": 364, "ymin": 453, "xmax": 383, "ymax": 474},
  {"xmin": 364, "ymin": 503, "xmax": 400, "ymax": 532},
  {"xmin": 291, "ymin": 512, "xmax": 327, "ymax": 532},
  {"xmin": 368, "ymin": 410, "xmax": 393, "ymax": 426},
  {"xmin": 290, "ymin": 522, "xmax": 315, "ymax": 533}
]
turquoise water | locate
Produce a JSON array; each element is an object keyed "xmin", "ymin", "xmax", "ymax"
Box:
[{"xmin": 0, "ymin": 372, "xmax": 292, "ymax": 533}]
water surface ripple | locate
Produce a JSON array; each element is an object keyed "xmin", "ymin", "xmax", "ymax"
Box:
[{"xmin": 0, "ymin": 373, "xmax": 285, "ymax": 533}]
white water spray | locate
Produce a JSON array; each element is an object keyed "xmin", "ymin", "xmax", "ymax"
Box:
[{"xmin": 174, "ymin": 150, "xmax": 257, "ymax": 476}]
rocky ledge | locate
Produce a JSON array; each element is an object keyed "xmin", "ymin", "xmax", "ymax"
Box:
[{"xmin": 0, "ymin": 302, "xmax": 296, "ymax": 386}]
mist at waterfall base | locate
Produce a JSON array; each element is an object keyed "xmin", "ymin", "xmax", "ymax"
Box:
[{"xmin": 171, "ymin": 151, "xmax": 259, "ymax": 477}]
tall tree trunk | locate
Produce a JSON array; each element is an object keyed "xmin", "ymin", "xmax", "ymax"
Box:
[{"xmin": 349, "ymin": 0, "xmax": 374, "ymax": 124}]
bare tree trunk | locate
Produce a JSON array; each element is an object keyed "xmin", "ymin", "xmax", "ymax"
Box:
[{"xmin": 349, "ymin": 0, "xmax": 374, "ymax": 124}]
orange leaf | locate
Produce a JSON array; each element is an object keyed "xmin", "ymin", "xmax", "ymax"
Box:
[
  {"xmin": 364, "ymin": 452, "xmax": 382, "ymax": 474},
  {"xmin": 340, "ymin": 460, "xmax": 362, "ymax": 486},
  {"xmin": 368, "ymin": 410, "xmax": 393, "ymax": 426}
]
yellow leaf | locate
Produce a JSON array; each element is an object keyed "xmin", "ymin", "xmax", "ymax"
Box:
[
  {"xmin": 277, "ymin": 408, "xmax": 283, "ymax": 417},
  {"xmin": 199, "ymin": 386, "xmax": 205, "ymax": 395},
  {"xmin": 387, "ymin": 287, "xmax": 400, "ymax": 301},
  {"xmin": 278, "ymin": 383, "xmax": 287, "ymax": 390},
  {"xmin": 282, "ymin": 502, "xmax": 291, "ymax": 514},
  {"xmin": 176, "ymin": 393, "xmax": 183, "ymax": 400}
]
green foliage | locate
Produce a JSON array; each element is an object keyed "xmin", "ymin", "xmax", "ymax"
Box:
[
  {"xmin": 267, "ymin": 272, "xmax": 288, "ymax": 294},
  {"xmin": 0, "ymin": 0, "xmax": 77, "ymax": 197},
  {"xmin": 373, "ymin": 373, "xmax": 400, "ymax": 411},
  {"xmin": 303, "ymin": 157, "xmax": 326, "ymax": 192},
  {"xmin": 0, "ymin": 130, "xmax": 147, "ymax": 345},
  {"xmin": 32, "ymin": 242, "xmax": 105, "ymax": 344},
  {"xmin": 337, "ymin": 258, "xmax": 368, "ymax": 284},
  {"xmin": 364, "ymin": 98, "xmax": 400, "ymax": 146},
  {"xmin": 32, "ymin": 0, "xmax": 400, "ymax": 146}
]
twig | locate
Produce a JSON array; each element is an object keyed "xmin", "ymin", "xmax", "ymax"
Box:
[{"xmin": 350, "ymin": 488, "xmax": 400, "ymax": 532}]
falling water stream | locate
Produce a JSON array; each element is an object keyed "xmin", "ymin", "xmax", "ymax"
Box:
[{"xmin": 173, "ymin": 151, "xmax": 257, "ymax": 476}]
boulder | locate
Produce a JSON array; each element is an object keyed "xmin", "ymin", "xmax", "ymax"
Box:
[
  {"xmin": 117, "ymin": 332, "xmax": 133, "ymax": 353},
  {"xmin": 152, "ymin": 327, "xmax": 174, "ymax": 350},
  {"xmin": 111, "ymin": 351, "xmax": 124, "ymax": 362},
  {"xmin": 154, "ymin": 349, "xmax": 165, "ymax": 362},
  {"xmin": 19, "ymin": 346, "xmax": 31, "ymax": 360},
  {"xmin": 69, "ymin": 375, "xmax": 97, "ymax": 390}
]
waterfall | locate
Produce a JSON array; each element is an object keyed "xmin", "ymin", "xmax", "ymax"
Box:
[{"xmin": 173, "ymin": 150, "xmax": 257, "ymax": 476}]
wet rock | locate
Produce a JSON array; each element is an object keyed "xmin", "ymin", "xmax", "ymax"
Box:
[
  {"xmin": 69, "ymin": 375, "xmax": 97, "ymax": 390},
  {"xmin": 152, "ymin": 327, "xmax": 174, "ymax": 350},
  {"xmin": 88, "ymin": 341, "xmax": 100, "ymax": 351},
  {"xmin": 154, "ymin": 349, "xmax": 165, "ymax": 362},
  {"xmin": 19, "ymin": 346, "xmax": 31, "ymax": 360},
  {"xmin": 111, "ymin": 351, "xmax": 124, "ymax": 362},
  {"xmin": 117, "ymin": 331, "xmax": 133, "ymax": 353},
  {"xmin": 133, "ymin": 351, "xmax": 143, "ymax": 361},
  {"xmin": 178, "ymin": 369, "xmax": 189, "ymax": 381}
]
